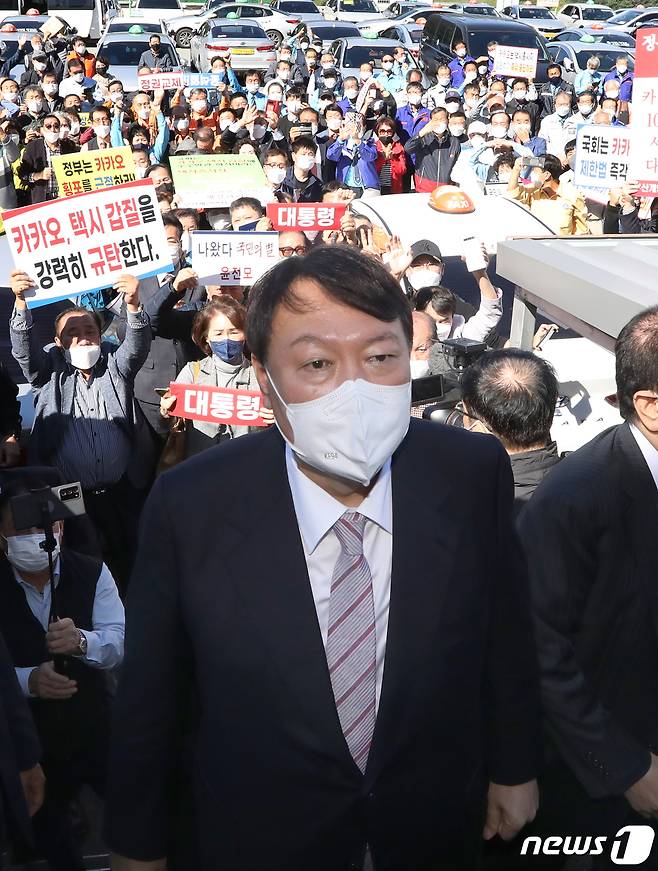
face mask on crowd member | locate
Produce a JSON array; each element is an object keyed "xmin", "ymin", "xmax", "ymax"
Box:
[
  {"xmin": 453, "ymin": 42, "xmax": 467, "ymax": 58},
  {"xmin": 54, "ymin": 308, "xmax": 102, "ymax": 372},
  {"xmin": 512, "ymin": 80, "xmax": 528, "ymax": 103},
  {"xmin": 208, "ymin": 311, "xmax": 245, "ymax": 364},
  {"xmin": 42, "ymin": 77, "xmax": 58, "ymax": 97},
  {"xmin": 577, "ymin": 97, "xmax": 594, "ymax": 116},
  {"xmin": 406, "ymin": 249, "xmax": 444, "ymax": 291},
  {"xmin": 133, "ymin": 93, "xmax": 152, "ymax": 121},
  {"xmin": 263, "ymin": 153, "xmax": 287, "ymax": 186},
  {"xmin": 489, "ymin": 112, "xmax": 509, "ymax": 137},
  {"xmin": 410, "ymin": 311, "xmax": 436, "ymax": 380},
  {"xmin": 555, "ymin": 95, "xmax": 571, "ymax": 118},
  {"xmin": 251, "ymin": 247, "xmax": 412, "ymax": 488},
  {"xmin": 615, "ymin": 57, "xmax": 628, "ymax": 75},
  {"xmin": 343, "ymin": 79, "xmax": 358, "ymax": 102},
  {"xmin": 325, "ymin": 108, "xmax": 343, "ymax": 132},
  {"xmin": 164, "ymin": 220, "xmax": 183, "ymax": 267},
  {"xmin": 436, "ymin": 66, "xmax": 451, "ymax": 88},
  {"xmin": 407, "ymin": 86, "xmax": 423, "ymax": 107},
  {"xmin": 1, "ymin": 80, "xmax": 18, "ymax": 103},
  {"xmin": 1, "ymin": 520, "xmax": 63, "ymax": 574}
]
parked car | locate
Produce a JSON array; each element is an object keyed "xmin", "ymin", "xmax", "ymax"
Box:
[
  {"xmin": 355, "ymin": 6, "xmax": 442, "ymax": 28},
  {"xmin": 269, "ymin": 0, "xmax": 323, "ymax": 22},
  {"xmin": 122, "ymin": 0, "xmax": 183, "ymax": 21},
  {"xmin": 0, "ymin": 13, "xmax": 76, "ymax": 33},
  {"xmin": 443, "ymin": 3, "xmax": 503, "ymax": 15},
  {"xmin": 190, "ymin": 18, "xmax": 275, "ymax": 70},
  {"xmin": 557, "ymin": 3, "xmax": 613, "ymax": 28},
  {"xmin": 323, "ymin": 0, "xmax": 382, "ymax": 24},
  {"xmin": 602, "ymin": 5, "xmax": 658, "ymax": 33},
  {"xmin": 166, "ymin": 0, "xmax": 300, "ymax": 47},
  {"xmin": 94, "ymin": 30, "xmax": 181, "ymax": 89},
  {"xmin": 378, "ymin": 21, "xmax": 423, "ymax": 59},
  {"xmin": 421, "ymin": 13, "xmax": 551, "ymax": 82},
  {"xmin": 306, "ymin": 19, "xmax": 361, "ymax": 48},
  {"xmin": 546, "ymin": 40, "xmax": 634, "ymax": 84},
  {"xmin": 103, "ymin": 16, "xmax": 168, "ymax": 33},
  {"xmin": 550, "ymin": 26, "xmax": 635, "ymax": 49},
  {"xmin": 630, "ymin": 16, "xmax": 658, "ymax": 38},
  {"xmin": 501, "ymin": 5, "xmax": 565, "ymax": 40},
  {"xmin": 328, "ymin": 34, "xmax": 427, "ymax": 79}
]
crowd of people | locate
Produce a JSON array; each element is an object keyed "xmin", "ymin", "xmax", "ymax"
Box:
[{"xmin": 0, "ymin": 10, "xmax": 657, "ymax": 871}]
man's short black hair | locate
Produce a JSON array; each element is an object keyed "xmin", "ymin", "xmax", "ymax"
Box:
[
  {"xmin": 461, "ymin": 349, "xmax": 558, "ymax": 450},
  {"xmin": 246, "ymin": 245, "xmax": 413, "ymax": 363},
  {"xmin": 616, "ymin": 306, "xmax": 658, "ymax": 421},
  {"xmin": 542, "ymin": 153, "xmax": 564, "ymax": 181},
  {"xmin": 428, "ymin": 287, "xmax": 456, "ymax": 317},
  {"xmin": 229, "ymin": 196, "xmax": 264, "ymax": 218},
  {"xmin": 162, "ymin": 213, "xmax": 183, "ymax": 237}
]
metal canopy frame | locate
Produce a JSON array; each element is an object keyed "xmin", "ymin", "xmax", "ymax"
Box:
[{"xmin": 496, "ymin": 235, "xmax": 658, "ymax": 352}]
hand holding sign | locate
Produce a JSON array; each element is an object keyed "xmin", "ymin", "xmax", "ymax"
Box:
[
  {"xmin": 10, "ymin": 269, "xmax": 35, "ymax": 311},
  {"xmin": 113, "ymin": 273, "xmax": 140, "ymax": 311}
]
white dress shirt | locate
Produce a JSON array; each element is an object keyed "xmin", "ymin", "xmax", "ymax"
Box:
[
  {"xmin": 285, "ymin": 446, "xmax": 392, "ymax": 711},
  {"xmin": 13, "ymin": 558, "xmax": 125, "ymax": 697},
  {"xmin": 630, "ymin": 423, "xmax": 658, "ymax": 491}
]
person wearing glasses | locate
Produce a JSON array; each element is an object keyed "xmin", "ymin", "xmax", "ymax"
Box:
[
  {"xmin": 278, "ymin": 231, "xmax": 310, "ymax": 259},
  {"xmin": 18, "ymin": 114, "xmax": 77, "ymax": 203}
]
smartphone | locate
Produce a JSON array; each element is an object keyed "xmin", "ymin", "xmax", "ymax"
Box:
[
  {"xmin": 153, "ymin": 387, "xmax": 169, "ymax": 397},
  {"xmin": 266, "ymin": 98, "xmax": 281, "ymax": 117},
  {"xmin": 522, "ymin": 156, "xmax": 544, "ymax": 169},
  {"xmin": 462, "ymin": 236, "xmax": 488, "ymax": 273}
]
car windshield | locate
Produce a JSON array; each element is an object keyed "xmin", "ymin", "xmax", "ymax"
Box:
[
  {"xmin": 582, "ymin": 7, "xmax": 613, "ymax": 19},
  {"xmin": 467, "ymin": 28, "xmax": 549, "ymax": 59},
  {"xmin": 340, "ymin": 0, "xmax": 378, "ymax": 11},
  {"xmin": 312, "ymin": 23, "xmax": 358, "ymax": 36},
  {"xmin": 109, "ymin": 20, "xmax": 164, "ymax": 30},
  {"xmin": 137, "ymin": 0, "xmax": 180, "ymax": 7},
  {"xmin": 278, "ymin": 1, "xmax": 318, "ymax": 11},
  {"xmin": 519, "ymin": 7, "xmax": 556, "ymax": 19},
  {"xmin": 1, "ymin": 17, "xmax": 43, "ymax": 27},
  {"xmin": 596, "ymin": 32, "xmax": 635, "ymax": 46},
  {"xmin": 210, "ymin": 22, "xmax": 264, "ymax": 35},
  {"xmin": 607, "ymin": 8, "xmax": 638, "ymax": 23},
  {"xmin": 48, "ymin": 0, "xmax": 94, "ymax": 9},
  {"xmin": 574, "ymin": 48, "xmax": 634, "ymax": 70},
  {"xmin": 468, "ymin": 6, "xmax": 498, "ymax": 14},
  {"xmin": 344, "ymin": 43, "xmax": 413, "ymax": 65},
  {"xmin": 102, "ymin": 39, "xmax": 177, "ymax": 64}
]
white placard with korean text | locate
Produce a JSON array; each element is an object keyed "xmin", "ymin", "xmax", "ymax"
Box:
[
  {"xmin": 492, "ymin": 46, "xmax": 538, "ymax": 79},
  {"xmin": 137, "ymin": 71, "xmax": 185, "ymax": 91},
  {"xmin": 574, "ymin": 126, "xmax": 633, "ymax": 203},
  {"xmin": 3, "ymin": 179, "xmax": 173, "ymax": 308},
  {"xmin": 191, "ymin": 231, "xmax": 280, "ymax": 286}
]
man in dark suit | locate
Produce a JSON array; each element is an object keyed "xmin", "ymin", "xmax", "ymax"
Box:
[
  {"xmin": 518, "ymin": 305, "xmax": 658, "ymax": 868},
  {"xmin": 0, "ymin": 629, "xmax": 44, "ymax": 868},
  {"xmin": 17, "ymin": 114, "xmax": 77, "ymax": 203},
  {"xmin": 106, "ymin": 246, "xmax": 541, "ymax": 871}
]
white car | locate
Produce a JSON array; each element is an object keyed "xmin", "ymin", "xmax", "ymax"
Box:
[
  {"xmin": 323, "ymin": 0, "xmax": 382, "ymax": 24},
  {"xmin": 122, "ymin": 0, "xmax": 184, "ymax": 22},
  {"xmin": 190, "ymin": 18, "xmax": 276, "ymax": 71},
  {"xmin": 166, "ymin": 1, "xmax": 301, "ymax": 48},
  {"xmin": 501, "ymin": 5, "xmax": 565, "ymax": 39},
  {"xmin": 557, "ymin": 3, "xmax": 614, "ymax": 28},
  {"xmin": 602, "ymin": 5, "xmax": 658, "ymax": 34}
]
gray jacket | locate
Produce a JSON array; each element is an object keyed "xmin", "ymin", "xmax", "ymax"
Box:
[
  {"xmin": 174, "ymin": 355, "xmax": 260, "ymax": 458},
  {"xmin": 0, "ymin": 134, "xmax": 20, "ymax": 211},
  {"xmin": 10, "ymin": 306, "xmax": 153, "ymax": 487}
]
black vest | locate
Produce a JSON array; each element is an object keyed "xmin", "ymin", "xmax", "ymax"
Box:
[{"xmin": 0, "ymin": 549, "xmax": 110, "ymax": 762}]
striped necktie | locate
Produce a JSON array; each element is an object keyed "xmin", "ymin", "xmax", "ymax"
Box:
[{"xmin": 326, "ymin": 511, "xmax": 376, "ymax": 774}]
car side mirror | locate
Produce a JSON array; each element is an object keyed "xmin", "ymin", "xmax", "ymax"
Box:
[{"xmin": 563, "ymin": 57, "xmax": 573, "ymax": 69}]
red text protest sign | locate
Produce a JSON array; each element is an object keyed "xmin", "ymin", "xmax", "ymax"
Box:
[
  {"xmin": 266, "ymin": 202, "xmax": 347, "ymax": 231},
  {"xmin": 137, "ymin": 71, "xmax": 185, "ymax": 91},
  {"xmin": 169, "ymin": 382, "xmax": 269, "ymax": 427},
  {"xmin": 630, "ymin": 28, "xmax": 658, "ymax": 196}
]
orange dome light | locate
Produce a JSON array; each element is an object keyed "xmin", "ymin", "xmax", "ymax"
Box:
[{"xmin": 429, "ymin": 186, "xmax": 476, "ymax": 214}]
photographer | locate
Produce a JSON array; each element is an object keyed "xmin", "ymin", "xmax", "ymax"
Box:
[
  {"xmin": 507, "ymin": 153, "xmax": 589, "ymax": 236},
  {"xmin": 0, "ymin": 468, "xmax": 124, "ymax": 871},
  {"xmin": 460, "ymin": 349, "xmax": 560, "ymax": 514}
]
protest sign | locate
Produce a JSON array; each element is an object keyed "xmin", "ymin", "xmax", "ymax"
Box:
[
  {"xmin": 266, "ymin": 202, "xmax": 346, "ymax": 231},
  {"xmin": 183, "ymin": 72, "xmax": 228, "ymax": 88},
  {"xmin": 3, "ymin": 179, "xmax": 172, "ymax": 308},
  {"xmin": 52, "ymin": 147, "xmax": 136, "ymax": 197},
  {"xmin": 170, "ymin": 154, "xmax": 272, "ymax": 208},
  {"xmin": 574, "ymin": 126, "xmax": 632, "ymax": 203},
  {"xmin": 492, "ymin": 45, "xmax": 538, "ymax": 79},
  {"xmin": 169, "ymin": 382, "xmax": 269, "ymax": 427},
  {"xmin": 629, "ymin": 28, "xmax": 658, "ymax": 196},
  {"xmin": 191, "ymin": 231, "xmax": 279, "ymax": 286},
  {"xmin": 138, "ymin": 71, "xmax": 185, "ymax": 91}
]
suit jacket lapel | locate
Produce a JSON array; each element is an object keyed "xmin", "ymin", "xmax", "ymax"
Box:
[{"xmin": 225, "ymin": 429, "xmax": 358, "ymax": 773}]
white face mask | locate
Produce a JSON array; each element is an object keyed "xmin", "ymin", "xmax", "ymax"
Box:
[
  {"xmin": 72, "ymin": 72, "xmax": 84, "ymax": 84},
  {"xmin": 176, "ymin": 118, "xmax": 189, "ymax": 132},
  {"xmin": 168, "ymin": 242, "xmax": 182, "ymax": 265},
  {"xmin": 43, "ymin": 82, "xmax": 58, "ymax": 96},
  {"xmin": 324, "ymin": 78, "xmax": 336, "ymax": 90},
  {"xmin": 219, "ymin": 118, "xmax": 233, "ymax": 131},
  {"xmin": 445, "ymin": 101, "xmax": 459, "ymax": 113},
  {"xmin": 33, "ymin": 60, "xmax": 46, "ymax": 71},
  {"xmin": 265, "ymin": 165, "xmax": 286, "ymax": 185},
  {"xmin": 296, "ymin": 154, "xmax": 315, "ymax": 171},
  {"xmin": 449, "ymin": 125, "xmax": 465, "ymax": 136},
  {"xmin": 408, "ymin": 94, "xmax": 422, "ymax": 106},
  {"xmin": 435, "ymin": 321, "xmax": 452, "ymax": 340},
  {"xmin": 246, "ymin": 82, "xmax": 260, "ymax": 94},
  {"xmin": 410, "ymin": 358, "xmax": 430, "ymax": 379},
  {"xmin": 327, "ymin": 116, "xmax": 341, "ymax": 131},
  {"xmin": 3, "ymin": 90, "xmax": 18, "ymax": 102},
  {"xmin": 5, "ymin": 531, "xmax": 60, "ymax": 573},
  {"xmin": 27, "ymin": 99, "xmax": 43, "ymax": 113},
  {"xmin": 344, "ymin": 89, "xmax": 357, "ymax": 101},
  {"xmin": 138, "ymin": 106, "xmax": 151, "ymax": 120},
  {"xmin": 59, "ymin": 126, "xmax": 70, "ymax": 140},
  {"xmin": 616, "ymin": 65, "xmax": 627, "ymax": 75},
  {"xmin": 279, "ymin": 70, "xmax": 290, "ymax": 81},
  {"xmin": 408, "ymin": 268, "xmax": 442, "ymax": 290},
  {"xmin": 69, "ymin": 122, "xmax": 80, "ymax": 135},
  {"xmin": 555, "ymin": 104, "xmax": 570, "ymax": 117},
  {"xmin": 64, "ymin": 344, "xmax": 101, "ymax": 370},
  {"xmin": 134, "ymin": 164, "xmax": 147, "ymax": 179},
  {"xmin": 578, "ymin": 104, "xmax": 593, "ymax": 116},
  {"xmin": 269, "ymin": 374, "xmax": 411, "ymax": 487},
  {"xmin": 44, "ymin": 130, "xmax": 60, "ymax": 143},
  {"xmin": 433, "ymin": 123, "xmax": 447, "ymax": 137},
  {"xmin": 110, "ymin": 90, "xmax": 124, "ymax": 103},
  {"xmin": 94, "ymin": 123, "xmax": 110, "ymax": 138},
  {"xmin": 438, "ymin": 76, "xmax": 451, "ymax": 87},
  {"xmin": 191, "ymin": 99, "xmax": 206, "ymax": 113}
]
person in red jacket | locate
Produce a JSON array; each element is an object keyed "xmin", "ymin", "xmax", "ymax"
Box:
[{"xmin": 373, "ymin": 116, "xmax": 409, "ymax": 195}]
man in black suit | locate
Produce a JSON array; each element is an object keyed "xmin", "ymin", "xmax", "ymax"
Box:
[
  {"xmin": 518, "ymin": 305, "xmax": 658, "ymax": 867},
  {"xmin": 0, "ymin": 630, "xmax": 44, "ymax": 868},
  {"xmin": 106, "ymin": 246, "xmax": 541, "ymax": 871}
]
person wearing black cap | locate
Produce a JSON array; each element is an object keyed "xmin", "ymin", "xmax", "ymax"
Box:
[
  {"xmin": 405, "ymin": 239, "xmax": 445, "ymax": 293},
  {"xmin": 443, "ymin": 89, "xmax": 462, "ymax": 116}
]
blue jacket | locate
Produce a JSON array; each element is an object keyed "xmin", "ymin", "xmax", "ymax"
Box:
[
  {"xmin": 603, "ymin": 69, "xmax": 634, "ymax": 103},
  {"xmin": 239, "ymin": 89, "xmax": 269, "ymax": 111},
  {"xmin": 395, "ymin": 104, "xmax": 430, "ymax": 143},
  {"xmin": 449, "ymin": 55, "xmax": 475, "ymax": 88},
  {"xmin": 326, "ymin": 136, "xmax": 379, "ymax": 190}
]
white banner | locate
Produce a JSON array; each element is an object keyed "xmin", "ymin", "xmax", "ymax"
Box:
[
  {"xmin": 574, "ymin": 125, "xmax": 633, "ymax": 203},
  {"xmin": 492, "ymin": 45, "xmax": 538, "ymax": 79},
  {"xmin": 3, "ymin": 179, "xmax": 173, "ymax": 308},
  {"xmin": 191, "ymin": 231, "xmax": 280, "ymax": 286}
]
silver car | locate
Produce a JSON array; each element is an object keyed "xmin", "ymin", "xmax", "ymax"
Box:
[
  {"xmin": 190, "ymin": 18, "xmax": 277, "ymax": 72},
  {"xmin": 269, "ymin": 0, "xmax": 324, "ymax": 23},
  {"xmin": 306, "ymin": 20, "xmax": 361, "ymax": 49},
  {"xmin": 378, "ymin": 22, "xmax": 423, "ymax": 62},
  {"xmin": 550, "ymin": 27, "xmax": 635, "ymax": 50},
  {"xmin": 501, "ymin": 5, "xmax": 565, "ymax": 40},
  {"xmin": 94, "ymin": 31, "xmax": 182, "ymax": 91},
  {"xmin": 165, "ymin": 1, "xmax": 301, "ymax": 48},
  {"xmin": 546, "ymin": 41, "xmax": 634, "ymax": 85},
  {"xmin": 328, "ymin": 35, "xmax": 426, "ymax": 82}
]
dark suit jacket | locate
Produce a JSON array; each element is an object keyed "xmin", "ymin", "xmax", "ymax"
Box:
[
  {"xmin": 518, "ymin": 422, "xmax": 658, "ymax": 801},
  {"xmin": 106, "ymin": 420, "xmax": 539, "ymax": 870},
  {"xmin": 0, "ymin": 629, "xmax": 41, "ymax": 852},
  {"xmin": 18, "ymin": 138, "xmax": 78, "ymax": 203}
]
